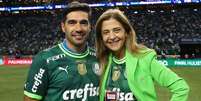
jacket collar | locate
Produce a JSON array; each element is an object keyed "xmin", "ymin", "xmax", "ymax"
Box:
[
  {"xmin": 125, "ymin": 50, "xmax": 138, "ymax": 82},
  {"xmin": 99, "ymin": 53, "xmax": 112, "ymax": 101}
]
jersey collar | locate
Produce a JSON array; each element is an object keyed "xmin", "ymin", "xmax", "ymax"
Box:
[
  {"xmin": 59, "ymin": 40, "xmax": 89, "ymax": 58},
  {"xmin": 112, "ymin": 56, "xmax": 126, "ymax": 64}
]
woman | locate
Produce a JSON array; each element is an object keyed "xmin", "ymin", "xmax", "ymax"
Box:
[{"xmin": 95, "ymin": 9, "xmax": 189, "ymax": 101}]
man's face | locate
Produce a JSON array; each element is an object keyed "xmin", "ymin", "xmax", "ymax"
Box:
[
  {"xmin": 101, "ymin": 18, "xmax": 126, "ymax": 54},
  {"xmin": 61, "ymin": 11, "xmax": 90, "ymax": 49}
]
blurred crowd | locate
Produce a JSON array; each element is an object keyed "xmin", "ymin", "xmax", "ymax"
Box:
[
  {"xmin": 126, "ymin": 8, "xmax": 201, "ymax": 58},
  {"xmin": 0, "ymin": 13, "xmax": 63, "ymax": 56},
  {"xmin": 0, "ymin": 8, "xmax": 201, "ymax": 58},
  {"xmin": 0, "ymin": 0, "xmax": 160, "ymax": 5},
  {"xmin": 0, "ymin": 0, "xmax": 131, "ymax": 4}
]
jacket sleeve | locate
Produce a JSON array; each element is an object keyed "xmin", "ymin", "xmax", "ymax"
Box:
[{"xmin": 149, "ymin": 53, "xmax": 189, "ymax": 101}]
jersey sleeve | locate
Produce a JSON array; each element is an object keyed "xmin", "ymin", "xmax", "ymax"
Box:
[{"xmin": 24, "ymin": 52, "xmax": 49, "ymax": 100}]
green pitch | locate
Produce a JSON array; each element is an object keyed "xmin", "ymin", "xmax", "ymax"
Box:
[
  {"xmin": 0, "ymin": 65, "xmax": 29, "ymax": 101},
  {"xmin": 156, "ymin": 67, "xmax": 201, "ymax": 101},
  {"xmin": 0, "ymin": 65, "xmax": 201, "ymax": 101}
]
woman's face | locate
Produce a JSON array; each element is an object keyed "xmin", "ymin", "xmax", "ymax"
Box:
[{"xmin": 101, "ymin": 18, "xmax": 126, "ymax": 56}]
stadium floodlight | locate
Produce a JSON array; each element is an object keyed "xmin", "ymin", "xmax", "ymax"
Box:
[
  {"xmin": 0, "ymin": 7, "xmax": 6, "ymax": 11},
  {"xmin": 55, "ymin": 5, "xmax": 66, "ymax": 9},
  {"xmin": 89, "ymin": 3, "xmax": 106, "ymax": 7}
]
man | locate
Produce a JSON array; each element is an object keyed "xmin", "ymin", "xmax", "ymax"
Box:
[{"xmin": 24, "ymin": 2, "xmax": 100, "ymax": 101}]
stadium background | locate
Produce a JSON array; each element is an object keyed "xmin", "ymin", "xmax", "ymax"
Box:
[{"xmin": 0, "ymin": 0, "xmax": 201, "ymax": 101}]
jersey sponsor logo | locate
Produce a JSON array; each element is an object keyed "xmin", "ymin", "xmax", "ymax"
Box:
[
  {"xmin": 58, "ymin": 66, "xmax": 68, "ymax": 74},
  {"xmin": 62, "ymin": 83, "xmax": 99, "ymax": 101},
  {"xmin": 46, "ymin": 54, "xmax": 66, "ymax": 63},
  {"xmin": 105, "ymin": 91, "xmax": 117, "ymax": 100},
  {"xmin": 108, "ymin": 88, "xmax": 135, "ymax": 101},
  {"xmin": 32, "ymin": 68, "xmax": 45, "ymax": 93}
]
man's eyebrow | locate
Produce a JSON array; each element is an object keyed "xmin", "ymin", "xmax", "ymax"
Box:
[
  {"xmin": 81, "ymin": 19, "xmax": 89, "ymax": 21},
  {"xmin": 66, "ymin": 20, "xmax": 77, "ymax": 24},
  {"xmin": 67, "ymin": 19, "xmax": 76, "ymax": 21},
  {"xmin": 67, "ymin": 19, "xmax": 89, "ymax": 22}
]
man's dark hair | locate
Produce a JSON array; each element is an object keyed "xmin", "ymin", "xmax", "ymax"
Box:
[{"xmin": 62, "ymin": 1, "xmax": 91, "ymax": 22}]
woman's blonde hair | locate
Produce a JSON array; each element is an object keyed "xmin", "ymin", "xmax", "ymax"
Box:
[{"xmin": 95, "ymin": 9, "xmax": 144, "ymax": 74}]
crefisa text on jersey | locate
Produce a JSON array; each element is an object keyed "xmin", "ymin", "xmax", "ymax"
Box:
[
  {"xmin": 62, "ymin": 83, "xmax": 99, "ymax": 100},
  {"xmin": 32, "ymin": 68, "xmax": 45, "ymax": 92}
]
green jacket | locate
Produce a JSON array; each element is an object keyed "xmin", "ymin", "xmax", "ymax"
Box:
[{"xmin": 100, "ymin": 49, "xmax": 189, "ymax": 101}]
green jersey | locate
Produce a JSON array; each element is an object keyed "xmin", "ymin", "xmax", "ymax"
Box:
[
  {"xmin": 106, "ymin": 56, "xmax": 137, "ymax": 101},
  {"xmin": 24, "ymin": 42, "xmax": 100, "ymax": 101}
]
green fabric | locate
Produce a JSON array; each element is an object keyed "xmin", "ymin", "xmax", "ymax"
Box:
[
  {"xmin": 24, "ymin": 43, "xmax": 100, "ymax": 101},
  {"xmin": 100, "ymin": 53, "xmax": 112, "ymax": 101},
  {"xmin": 24, "ymin": 91, "xmax": 42, "ymax": 100},
  {"xmin": 106, "ymin": 57, "xmax": 136, "ymax": 100},
  {"xmin": 100, "ymin": 49, "xmax": 189, "ymax": 101}
]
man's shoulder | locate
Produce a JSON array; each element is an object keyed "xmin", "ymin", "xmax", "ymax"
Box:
[
  {"xmin": 43, "ymin": 44, "xmax": 60, "ymax": 53},
  {"xmin": 34, "ymin": 45, "xmax": 62, "ymax": 61}
]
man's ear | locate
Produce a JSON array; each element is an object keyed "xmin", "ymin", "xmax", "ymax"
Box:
[{"xmin": 61, "ymin": 22, "xmax": 65, "ymax": 33}]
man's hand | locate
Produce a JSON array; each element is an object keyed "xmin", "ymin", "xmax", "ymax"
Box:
[{"xmin": 24, "ymin": 95, "xmax": 40, "ymax": 101}]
